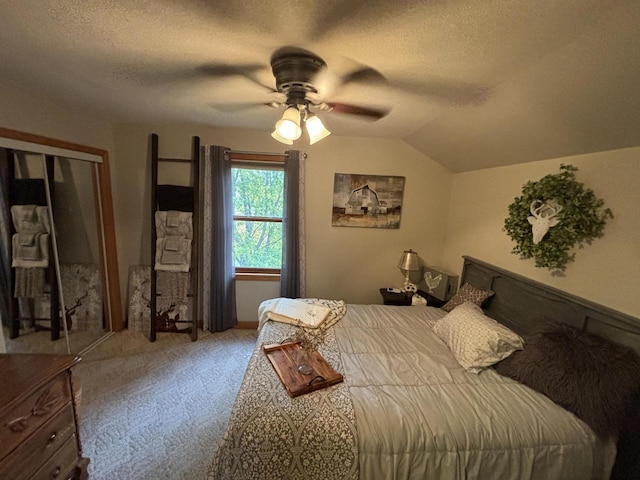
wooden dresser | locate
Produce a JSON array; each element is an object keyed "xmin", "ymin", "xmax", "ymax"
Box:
[{"xmin": 0, "ymin": 354, "xmax": 89, "ymax": 480}]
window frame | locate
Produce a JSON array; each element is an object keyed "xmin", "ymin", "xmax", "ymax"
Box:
[{"xmin": 230, "ymin": 152, "xmax": 285, "ymax": 281}]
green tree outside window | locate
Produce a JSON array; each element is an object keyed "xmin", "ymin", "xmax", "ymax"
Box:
[{"xmin": 232, "ymin": 167, "xmax": 284, "ymax": 269}]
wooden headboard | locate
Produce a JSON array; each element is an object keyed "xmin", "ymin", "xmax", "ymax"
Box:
[{"xmin": 460, "ymin": 256, "xmax": 640, "ymax": 355}]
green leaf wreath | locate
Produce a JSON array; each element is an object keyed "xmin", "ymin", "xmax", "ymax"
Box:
[{"xmin": 503, "ymin": 164, "xmax": 613, "ymax": 272}]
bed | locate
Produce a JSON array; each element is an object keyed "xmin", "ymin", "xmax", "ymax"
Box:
[{"xmin": 208, "ymin": 257, "xmax": 640, "ymax": 480}]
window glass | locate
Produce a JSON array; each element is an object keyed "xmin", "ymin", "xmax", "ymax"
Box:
[
  {"xmin": 233, "ymin": 220, "xmax": 283, "ymax": 268},
  {"xmin": 231, "ymin": 166, "xmax": 284, "ymax": 270}
]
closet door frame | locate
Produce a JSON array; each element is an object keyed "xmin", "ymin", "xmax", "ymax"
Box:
[{"xmin": 0, "ymin": 126, "xmax": 123, "ymax": 333}]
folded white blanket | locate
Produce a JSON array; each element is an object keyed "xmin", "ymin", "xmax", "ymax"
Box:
[{"xmin": 257, "ymin": 297, "xmax": 347, "ymax": 332}]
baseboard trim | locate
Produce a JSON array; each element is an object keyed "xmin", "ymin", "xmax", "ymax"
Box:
[{"xmin": 235, "ymin": 321, "xmax": 258, "ymax": 329}]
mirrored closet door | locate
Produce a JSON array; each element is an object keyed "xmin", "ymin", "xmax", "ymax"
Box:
[{"xmin": 0, "ymin": 128, "xmax": 122, "ymax": 355}]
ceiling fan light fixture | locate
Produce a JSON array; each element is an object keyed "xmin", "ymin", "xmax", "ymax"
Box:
[
  {"xmin": 271, "ymin": 129, "xmax": 294, "ymax": 145},
  {"xmin": 274, "ymin": 106, "xmax": 302, "ymax": 141},
  {"xmin": 306, "ymin": 114, "xmax": 331, "ymax": 145}
]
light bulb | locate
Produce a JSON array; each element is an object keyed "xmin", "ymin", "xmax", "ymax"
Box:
[{"xmin": 274, "ymin": 107, "xmax": 302, "ymax": 140}]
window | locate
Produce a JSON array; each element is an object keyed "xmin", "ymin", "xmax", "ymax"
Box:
[{"xmin": 232, "ymin": 163, "xmax": 284, "ymax": 277}]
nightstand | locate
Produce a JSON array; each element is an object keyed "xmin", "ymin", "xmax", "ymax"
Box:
[
  {"xmin": 379, "ymin": 288, "xmax": 446, "ymax": 308},
  {"xmin": 379, "ymin": 288, "xmax": 412, "ymax": 306}
]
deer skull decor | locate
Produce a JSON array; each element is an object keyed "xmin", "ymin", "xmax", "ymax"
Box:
[
  {"xmin": 504, "ymin": 164, "xmax": 612, "ymax": 272},
  {"xmin": 527, "ymin": 199, "xmax": 563, "ymax": 244}
]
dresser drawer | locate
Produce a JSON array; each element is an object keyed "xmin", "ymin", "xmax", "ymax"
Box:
[
  {"xmin": 0, "ymin": 372, "xmax": 72, "ymax": 460},
  {"xmin": 0, "ymin": 403, "xmax": 76, "ymax": 480},
  {"xmin": 31, "ymin": 434, "xmax": 79, "ymax": 480}
]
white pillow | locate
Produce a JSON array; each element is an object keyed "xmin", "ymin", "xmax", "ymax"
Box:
[{"xmin": 433, "ymin": 301, "xmax": 524, "ymax": 374}]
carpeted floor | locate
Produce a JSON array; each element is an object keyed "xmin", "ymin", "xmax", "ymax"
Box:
[{"xmin": 72, "ymin": 328, "xmax": 257, "ymax": 480}]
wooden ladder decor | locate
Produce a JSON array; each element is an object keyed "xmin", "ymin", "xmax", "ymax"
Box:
[{"xmin": 149, "ymin": 133, "xmax": 200, "ymax": 342}]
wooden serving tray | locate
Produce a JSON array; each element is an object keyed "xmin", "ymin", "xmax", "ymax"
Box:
[{"xmin": 263, "ymin": 341, "xmax": 343, "ymax": 397}]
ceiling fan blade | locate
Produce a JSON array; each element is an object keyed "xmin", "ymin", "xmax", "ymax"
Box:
[
  {"xmin": 196, "ymin": 64, "xmax": 274, "ymax": 92},
  {"xmin": 390, "ymin": 78, "xmax": 492, "ymax": 106},
  {"xmin": 208, "ymin": 102, "xmax": 261, "ymax": 113},
  {"xmin": 313, "ymin": 58, "xmax": 388, "ymax": 99},
  {"xmin": 210, "ymin": 91, "xmax": 286, "ymax": 113},
  {"xmin": 325, "ymin": 102, "xmax": 390, "ymax": 120},
  {"xmin": 340, "ymin": 66, "xmax": 388, "ymax": 88},
  {"xmin": 209, "ymin": 101, "xmax": 286, "ymax": 113},
  {"xmin": 118, "ymin": 62, "xmax": 274, "ymax": 92}
]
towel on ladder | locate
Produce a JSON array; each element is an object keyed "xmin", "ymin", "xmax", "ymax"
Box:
[
  {"xmin": 12, "ymin": 233, "xmax": 49, "ymax": 268},
  {"xmin": 155, "ymin": 237, "xmax": 191, "ymax": 272},
  {"xmin": 14, "ymin": 267, "xmax": 46, "ymax": 298},
  {"xmin": 11, "ymin": 205, "xmax": 50, "ymax": 233},
  {"xmin": 155, "ymin": 211, "xmax": 193, "ymax": 239},
  {"xmin": 166, "ymin": 210, "xmax": 181, "ymax": 227},
  {"xmin": 157, "ymin": 271, "xmax": 190, "ymax": 303}
]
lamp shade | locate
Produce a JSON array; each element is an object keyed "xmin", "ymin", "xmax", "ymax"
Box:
[
  {"xmin": 306, "ymin": 114, "xmax": 331, "ymax": 145},
  {"xmin": 271, "ymin": 130, "xmax": 294, "ymax": 145},
  {"xmin": 274, "ymin": 106, "xmax": 302, "ymax": 141},
  {"xmin": 398, "ymin": 249, "xmax": 420, "ymax": 272}
]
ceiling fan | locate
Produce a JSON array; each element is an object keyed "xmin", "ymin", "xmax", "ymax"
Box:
[
  {"xmin": 209, "ymin": 46, "xmax": 392, "ymax": 145},
  {"xmin": 269, "ymin": 47, "xmax": 391, "ymax": 144},
  {"xmin": 268, "ymin": 47, "xmax": 389, "ymax": 118}
]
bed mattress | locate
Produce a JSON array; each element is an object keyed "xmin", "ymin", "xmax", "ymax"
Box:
[
  {"xmin": 209, "ymin": 304, "xmax": 615, "ymax": 479},
  {"xmin": 335, "ymin": 305, "xmax": 615, "ymax": 480}
]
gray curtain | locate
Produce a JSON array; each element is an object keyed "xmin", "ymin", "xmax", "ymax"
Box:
[
  {"xmin": 201, "ymin": 145, "xmax": 237, "ymax": 331},
  {"xmin": 280, "ymin": 150, "xmax": 305, "ymax": 298}
]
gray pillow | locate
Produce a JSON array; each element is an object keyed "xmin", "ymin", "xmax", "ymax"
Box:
[
  {"xmin": 494, "ymin": 322, "xmax": 640, "ymax": 436},
  {"xmin": 441, "ymin": 283, "xmax": 494, "ymax": 313}
]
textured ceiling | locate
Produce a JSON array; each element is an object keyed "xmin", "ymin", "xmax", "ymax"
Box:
[{"xmin": 0, "ymin": 1, "xmax": 638, "ymax": 171}]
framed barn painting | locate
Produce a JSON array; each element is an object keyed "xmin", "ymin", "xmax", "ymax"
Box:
[{"xmin": 332, "ymin": 173, "xmax": 405, "ymax": 228}]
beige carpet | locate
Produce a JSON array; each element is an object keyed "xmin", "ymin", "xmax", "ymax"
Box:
[
  {"xmin": 3, "ymin": 326, "xmax": 108, "ymax": 354},
  {"xmin": 73, "ymin": 328, "xmax": 257, "ymax": 480}
]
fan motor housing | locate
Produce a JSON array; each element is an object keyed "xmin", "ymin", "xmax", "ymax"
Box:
[{"xmin": 270, "ymin": 50, "xmax": 326, "ymax": 100}]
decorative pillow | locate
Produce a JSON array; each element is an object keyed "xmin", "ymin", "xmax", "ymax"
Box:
[
  {"xmin": 441, "ymin": 282, "xmax": 495, "ymax": 312},
  {"xmin": 494, "ymin": 322, "xmax": 640, "ymax": 436},
  {"xmin": 433, "ymin": 301, "xmax": 524, "ymax": 374}
]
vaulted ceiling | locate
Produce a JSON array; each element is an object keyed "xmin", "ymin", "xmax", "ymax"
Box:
[{"xmin": 1, "ymin": 1, "xmax": 638, "ymax": 172}]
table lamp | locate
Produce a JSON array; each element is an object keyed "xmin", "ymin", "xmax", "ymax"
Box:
[{"xmin": 398, "ymin": 249, "xmax": 420, "ymax": 292}]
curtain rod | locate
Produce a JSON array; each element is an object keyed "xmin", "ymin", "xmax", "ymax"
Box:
[
  {"xmin": 227, "ymin": 150, "xmax": 308, "ymax": 159},
  {"xmin": 228, "ymin": 150, "xmax": 289, "ymax": 157}
]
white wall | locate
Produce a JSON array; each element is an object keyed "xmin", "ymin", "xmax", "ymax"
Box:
[
  {"xmin": 0, "ymin": 82, "xmax": 115, "ymax": 151},
  {"xmin": 111, "ymin": 123, "xmax": 452, "ymax": 319},
  {"xmin": 302, "ymin": 135, "xmax": 452, "ymax": 305},
  {"xmin": 442, "ymin": 147, "xmax": 640, "ymax": 318}
]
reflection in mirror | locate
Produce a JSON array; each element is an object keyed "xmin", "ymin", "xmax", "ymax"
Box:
[
  {"xmin": 52, "ymin": 157, "xmax": 110, "ymax": 353},
  {"xmin": 0, "ymin": 151, "xmax": 66, "ymax": 353},
  {"xmin": 0, "ymin": 148, "xmax": 112, "ymax": 354}
]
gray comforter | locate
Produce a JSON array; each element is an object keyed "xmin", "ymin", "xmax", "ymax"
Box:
[{"xmin": 209, "ymin": 304, "xmax": 616, "ymax": 480}]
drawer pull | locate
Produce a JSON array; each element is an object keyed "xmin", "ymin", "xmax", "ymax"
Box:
[
  {"xmin": 47, "ymin": 431, "xmax": 58, "ymax": 445},
  {"xmin": 51, "ymin": 466, "xmax": 61, "ymax": 478},
  {"xmin": 6, "ymin": 415, "xmax": 28, "ymax": 433}
]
